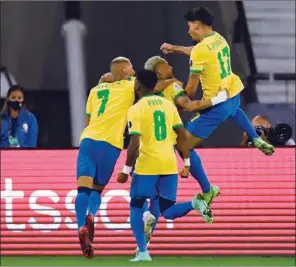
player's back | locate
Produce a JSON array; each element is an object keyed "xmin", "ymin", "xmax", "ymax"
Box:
[
  {"xmin": 129, "ymin": 94, "xmax": 182, "ymax": 175},
  {"xmin": 80, "ymin": 78, "xmax": 135, "ymax": 149},
  {"xmin": 190, "ymin": 31, "xmax": 244, "ymax": 99}
]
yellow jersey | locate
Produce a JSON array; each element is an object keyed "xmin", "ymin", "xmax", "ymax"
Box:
[
  {"xmin": 80, "ymin": 78, "xmax": 135, "ymax": 149},
  {"xmin": 156, "ymin": 81, "xmax": 185, "ymax": 144},
  {"xmin": 157, "ymin": 82, "xmax": 185, "ymax": 104},
  {"xmin": 190, "ymin": 31, "xmax": 244, "ymax": 99},
  {"xmin": 127, "ymin": 94, "xmax": 183, "ymax": 175}
]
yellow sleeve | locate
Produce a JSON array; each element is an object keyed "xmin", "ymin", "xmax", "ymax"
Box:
[
  {"xmin": 190, "ymin": 45, "xmax": 208, "ymax": 74},
  {"xmin": 127, "ymin": 106, "xmax": 141, "ymax": 136},
  {"xmin": 172, "ymin": 105, "xmax": 183, "ymax": 130},
  {"xmin": 86, "ymin": 89, "xmax": 94, "ymax": 117},
  {"xmin": 172, "ymin": 82, "xmax": 185, "ymax": 101}
]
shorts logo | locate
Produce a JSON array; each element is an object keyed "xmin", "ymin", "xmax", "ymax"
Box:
[
  {"xmin": 190, "ymin": 113, "xmax": 200, "ymax": 123},
  {"xmin": 128, "ymin": 121, "xmax": 132, "ymax": 129}
]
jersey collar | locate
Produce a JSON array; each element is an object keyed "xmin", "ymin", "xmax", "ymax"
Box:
[
  {"xmin": 142, "ymin": 93, "xmax": 155, "ymax": 98},
  {"xmin": 204, "ymin": 31, "xmax": 216, "ymax": 39}
]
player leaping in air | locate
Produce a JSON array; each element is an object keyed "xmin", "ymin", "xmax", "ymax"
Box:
[
  {"xmin": 117, "ymin": 70, "xmax": 211, "ymax": 262},
  {"xmin": 160, "ymin": 6, "xmax": 274, "ymax": 158},
  {"xmin": 75, "ymin": 57, "xmax": 136, "ymax": 258},
  {"xmin": 156, "ymin": 7, "xmax": 274, "ymax": 203}
]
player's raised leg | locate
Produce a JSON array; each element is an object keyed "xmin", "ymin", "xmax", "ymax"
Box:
[
  {"xmin": 184, "ymin": 97, "xmax": 242, "ymax": 205},
  {"xmin": 182, "ymin": 135, "xmax": 220, "ymax": 207},
  {"xmin": 86, "ymin": 141, "xmax": 121, "ymax": 242},
  {"xmin": 231, "ymin": 108, "xmax": 274, "ymax": 155},
  {"xmin": 76, "ymin": 138, "xmax": 96, "ymax": 258},
  {"xmin": 158, "ymin": 174, "xmax": 212, "ymax": 223}
]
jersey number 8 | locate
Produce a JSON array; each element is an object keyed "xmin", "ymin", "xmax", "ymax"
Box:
[{"xmin": 153, "ymin": 110, "xmax": 167, "ymax": 141}]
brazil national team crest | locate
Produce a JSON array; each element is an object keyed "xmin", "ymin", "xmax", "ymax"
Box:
[
  {"xmin": 128, "ymin": 121, "xmax": 132, "ymax": 129},
  {"xmin": 173, "ymin": 83, "xmax": 183, "ymax": 92}
]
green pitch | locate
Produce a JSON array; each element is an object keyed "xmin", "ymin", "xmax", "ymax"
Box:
[{"xmin": 1, "ymin": 256, "xmax": 295, "ymax": 266}]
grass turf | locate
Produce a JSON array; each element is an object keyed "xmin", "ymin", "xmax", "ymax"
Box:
[{"xmin": 1, "ymin": 256, "xmax": 295, "ymax": 266}]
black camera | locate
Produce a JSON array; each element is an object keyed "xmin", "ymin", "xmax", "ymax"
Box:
[
  {"xmin": 248, "ymin": 123, "xmax": 292, "ymax": 146},
  {"xmin": 272, "ymin": 123, "xmax": 293, "ymax": 146}
]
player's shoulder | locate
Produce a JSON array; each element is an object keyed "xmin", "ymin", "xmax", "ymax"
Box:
[
  {"xmin": 161, "ymin": 95, "xmax": 177, "ymax": 109},
  {"xmin": 119, "ymin": 77, "xmax": 135, "ymax": 92},
  {"xmin": 120, "ymin": 76, "xmax": 135, "ymax": 84},
  {"xmin": 129, "ymin": 100, "xmax": 142, "ymax": 113},
  {"xmin": 191, "ymin": 42, "xmax": 208, "ymax": 55},
  {"xmin": 87, "ymin": 85, "xmax": 100, "ymax": 97}
]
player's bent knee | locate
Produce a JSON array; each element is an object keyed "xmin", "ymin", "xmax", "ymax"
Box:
[
  {"xmin": 77, "ymin": 186, "xmax": 92, "ymax": 196},
  {"xmin": 92, "ymin": 184, "xmax": 105, "ymax": 193},
  {"xmin": 159, "ymin": 197, "xmax": 175, "ymax": 215},
  {"xmin": 130, "ymin": 198, "xmax": 146, "ymax": 208},
  {"xmin": 186, "ymin": 131, "xmax": 204, "ymax": 149},
  {"xmin": 77, "ymin": 176, "xmax": 93, "ymax": 189}
]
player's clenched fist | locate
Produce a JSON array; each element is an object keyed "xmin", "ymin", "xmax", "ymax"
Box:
[
  {"xmin": 160, "ymin": 43, "xmax": 175, "ymax": 54},
  {"xmin": 117, "ymin": 172, "xmax": 129, "ymax": 184},
  {"xmin": 179, "ymin": 166, "xmax": 190, "ymax": 178}
]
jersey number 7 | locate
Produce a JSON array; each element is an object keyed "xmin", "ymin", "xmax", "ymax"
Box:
[
  {"xmin": 97, "ymin": 89, "xmax": 110, "ymax": 116},
  {"xmin": 217, "ymin": 46, "xmax": 231, "ymax": 79}
]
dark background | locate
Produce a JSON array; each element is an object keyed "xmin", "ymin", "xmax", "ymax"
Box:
[{"xmin": 1, "ymin": 1, "xmax": 254, "ymax": 148}]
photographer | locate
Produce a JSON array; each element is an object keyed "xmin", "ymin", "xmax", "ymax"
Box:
[
  {"xmin": 241, "ymin": 115, "xmax": 295, "ymax": 147},
  {"xmin": 0, "ymin": 85, "xmax": 38, "ymax": 148}
]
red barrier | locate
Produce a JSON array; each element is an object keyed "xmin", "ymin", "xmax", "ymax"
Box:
[{"xmin": 1, "ymin": 148, "xmax": 295, "ymax": 256}]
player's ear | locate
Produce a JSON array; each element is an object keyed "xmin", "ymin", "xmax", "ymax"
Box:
[
  {"xmin": 122, "ymin": 67, "xmax": 127, "ymax": 76},
  {"xmin": 157, "ymin": 69, "xmax": 164, "ymax": 79}
]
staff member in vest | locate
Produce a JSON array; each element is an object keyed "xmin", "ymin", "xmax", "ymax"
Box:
[{"xmin": 0, "ymin": 85, "xmax": 38, "ymax": 148}]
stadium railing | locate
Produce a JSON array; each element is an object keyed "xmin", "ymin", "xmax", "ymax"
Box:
[{"xmin": 235, "ymin": 1, "xmax": 296, "ymax": 104}]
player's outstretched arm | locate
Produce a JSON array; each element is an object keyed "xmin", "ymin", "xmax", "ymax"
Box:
[
  {"xmin": 176, "ymin": 90, "xmax": 229, "ymax": 112},
  {"xmin": 117, "ymin": 135, "xmax": 140, "ymax": 184},
  {"xmin": 160, "ymin": 43, "xmax": 193, "ymax": 56}
]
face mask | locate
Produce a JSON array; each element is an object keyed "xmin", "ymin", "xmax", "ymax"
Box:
[{"xmin": 7, "ymin": 100, "xmax": 23, "ymax": 111}]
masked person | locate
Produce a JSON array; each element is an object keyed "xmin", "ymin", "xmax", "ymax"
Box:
[{"xmin": 0, "ymin": 85, "xmax": 38, "ymax": 148}]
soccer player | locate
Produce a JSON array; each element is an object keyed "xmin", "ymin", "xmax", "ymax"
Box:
[
  {"xmin": 117, "ymin": 70, "xmax": 211, "ymax": 262},
  {"xmin": 132, "ymin": 56, "xmax": 229, "ymax": 254},
  {"xmin": 75, "ymin": 57, "xmax": 135, "ymax": 258},
  {"xmin": 145, "ymin": 56, "xmax": 229, "ymax": 112},
  {"xmin": 156, "ymin": 7, "xmax": 274, "ymax": 208},
  {"xmin": 160, "ymin": 7, "xmax": 274, "ymax": 157}
]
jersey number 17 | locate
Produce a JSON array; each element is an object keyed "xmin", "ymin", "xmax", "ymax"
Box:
[{"xmin": 217, "ymin": 46, "xmax": 232, "ymax": 79}]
